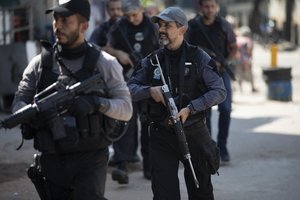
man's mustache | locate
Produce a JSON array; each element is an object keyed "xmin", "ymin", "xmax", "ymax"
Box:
[
  {"xmin": 54, "ymin": 29, "xmax": 65, "ymax": 36},
  {"xmin": 159, "ymin": 32, "xmax": 167, "ymax": 37}
]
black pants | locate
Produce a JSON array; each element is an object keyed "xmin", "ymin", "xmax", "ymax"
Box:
[
  {"xmin": 112, "ymin": 101, "xmax": 139, "ymax": 162},
  {"xmin": 40, "ymin": 148, "xmax": 109, "ymax": 200},
  {"xmin": 149, "ymin": 122, "xmax": 214, "ymax": 200}
]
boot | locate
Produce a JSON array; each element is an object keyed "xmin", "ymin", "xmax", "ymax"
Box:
[{"xmin": 111, "ymin": 161, "xmax": 129, "ymax": 184}]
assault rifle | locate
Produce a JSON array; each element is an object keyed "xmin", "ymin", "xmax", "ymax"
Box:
[
  {"xmin": 150, "ymin": 55, "xmax": 200, "ymax": 188},
  {"xmin": 0, "ymin": 73, "xmax": 104, "ymax": 140}
]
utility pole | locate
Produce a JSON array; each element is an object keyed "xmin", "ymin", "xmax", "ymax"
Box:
[{"xmin": 284, "ymin": 0, "xmax": 295, "ymax": 42}]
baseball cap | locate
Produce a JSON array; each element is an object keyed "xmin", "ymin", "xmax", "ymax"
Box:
[
  {"xmin": 151, "ymin": 7, "xmax": 188, "ymax": 27},
  {"xmin": 121, "ymin": 0, "xmax": 142, "ymax": 13},
  {"xmin": 45, "ymin": 0, "xmax": 90, "ymax": 21}
]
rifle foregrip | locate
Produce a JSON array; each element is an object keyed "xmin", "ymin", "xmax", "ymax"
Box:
[
  {"xmin": 0, "ymin": 106, "xmax": 37, "ymax": 129},
  {"xmin": 173, "ymin": 120, "xmax": 190, "ymax": 156}
]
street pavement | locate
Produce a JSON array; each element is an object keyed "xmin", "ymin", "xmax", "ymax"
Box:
[{"xmin": 0, "ymin": 42, "xmax": 300, "ymax": 200}]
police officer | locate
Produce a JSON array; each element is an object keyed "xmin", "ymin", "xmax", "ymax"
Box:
[
  {"xmin": 89, "ymin": 0, "xmax": 123, "ymax": 50},
  {"xmin": 128, "ymin": 7, "xmax": 226, "ymax": 200},
  {"xmin": 12, "ymin": 0, "xmax": 132, "ymax": 199},
  {"xmin": 105, "ymin": 0, "xmax": 160, "ymax": 184},
  {"xmin": 186, "ymin": 0, "xmax": 237, "ymax": 163}
]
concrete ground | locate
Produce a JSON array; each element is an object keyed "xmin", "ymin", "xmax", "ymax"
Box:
[{"xmin": 0, "ymin": 43, "xmax": 300, "ymax": 200}]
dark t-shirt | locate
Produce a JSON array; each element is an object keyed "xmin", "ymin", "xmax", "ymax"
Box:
[
  {"xmin": 89, "ymin": 19, "xmax": 115, "ymax": 47},
  {"xmin": 186, "ymin": 15, "xmax": 236, "ymax": 59},
  {"xmin": 109, "ymin": 14, "xmax": 160, "ymax": 62}
]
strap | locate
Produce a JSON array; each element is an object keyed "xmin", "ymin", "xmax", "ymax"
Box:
[
  {"xmin": 82, "ymin": 43, "xmax": 101, "ymax": 75},
  {"xmin": 194, "ymin": 16, "xmax": 236, "ymax": 80},
  {"xmin": 195, "ymin": 16, "xmax": 224, "ymax": 59},
  {"xmin": 54, "ymin": 43, "xmax": 79, "ymax": 81},
  {"xmin": 178, "ymin": 46, "xmax": 186, "ymax": 109},
  {"xmin": 37, "ymin": 41, "xmax": 54, "ymax": 92}
]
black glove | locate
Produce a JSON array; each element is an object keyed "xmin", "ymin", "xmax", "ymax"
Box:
[
  {"xmin": 69, "ymin": 95, "xmax": 100, "ymax": 117},
  {"xmin": 21, "ymin": 123, "xmax": 37, "ymax": 140}
]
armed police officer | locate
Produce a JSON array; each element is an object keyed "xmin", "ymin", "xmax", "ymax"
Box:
[
  {"xmin": 105, "ymin": 0, "xmax": 160, "ymax": 184},
  {"xmin": 128, "ymin": 7, "xmax": 226, "ymax": 200},
  {"xmin": 89, "ymin": 0, "xmax": 123, "ymax": 51},
  {"xmin": 11, "ymin": 0, "xmax": 132, "ymax": 199}
]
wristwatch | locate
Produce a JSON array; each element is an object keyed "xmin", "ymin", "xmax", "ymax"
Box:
[{"xmin": 187, "ymin": 103, "xmax": 195, "ymax": 114}]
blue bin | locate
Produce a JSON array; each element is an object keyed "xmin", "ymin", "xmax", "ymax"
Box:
[
  {"xmin": 267, "ymin": 80, "xmax": 292, "ymax": 101},
  {"xmin": 262, "ymin": 67, "xmax": 292, "ymax": 102}
]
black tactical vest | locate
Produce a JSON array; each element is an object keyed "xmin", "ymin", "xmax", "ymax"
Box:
[
  {"xmin": 33, "ymin": 41, "xmax": 111, "ymax": 154},
  {"xmin": 145, "ymin": 43, "xmax": 209, "ymax": 126}
]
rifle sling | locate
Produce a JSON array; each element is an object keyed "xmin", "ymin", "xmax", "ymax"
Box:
[
  {"xmin": 164, "ymin": 46, "xmax": 186, "ymax": 109},
  {"xmin": 194, "ymin": 16, "xmax": 236, "ymax": 80}
]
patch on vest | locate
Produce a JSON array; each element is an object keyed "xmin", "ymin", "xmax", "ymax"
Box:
[{"xmin": 153, "ymin": 67, "xmax": 161, "ymax": 80}]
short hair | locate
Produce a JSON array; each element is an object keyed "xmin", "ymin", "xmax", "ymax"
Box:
[
  {"xmin": 105, "ymin": 0, "xmax": 121, "ymax": 8},
  {"xmin": 77, "ymin": 13, "xmax": 88, "ymax": 23},
  {"xmin": 121, "ymin": 0, "xmax": 141, "ymax": 13},
  {"xmin": 199, "ymin": 0, "xmax": 218, "ymax": 6}
]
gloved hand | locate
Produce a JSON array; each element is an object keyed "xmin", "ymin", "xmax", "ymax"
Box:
[
  {"xmin": 21, "ymin": 123, "xmax": 37, "ymax": 140},
  {"xmin": 69, "ymin": 95, "xmax": 100, "ymax": 117}
]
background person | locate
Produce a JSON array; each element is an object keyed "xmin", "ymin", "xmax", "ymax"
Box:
[
  {"xmin": 234, "ymin": 26, "xmax": 258, "ymax": 93},
  {"xmin": 105, "ymin": 0, "xmax": 160, "ymax": 184},
  {"xmin": 186, "ymin": 0, "xmax": 237, "ymax": 163},
  {"xmin": 89, "ymin": 0, "xmax": 123, "ymax": 52}
]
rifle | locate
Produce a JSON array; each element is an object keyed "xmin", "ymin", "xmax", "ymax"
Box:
[
  {"xmin": 0, "ymin": 73, "xmax": 104, "ymax": 139},
  {"xmin": 150, "ymin": 55, "xmax": 200, "ymax": 188}
]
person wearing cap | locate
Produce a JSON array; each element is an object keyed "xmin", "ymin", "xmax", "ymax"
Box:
[
  {"xmin": 105, "ymin": 0, "xmax": 160, "ymax": 184},
  {"xmin": 89, "ymin": 0, "xmax": 123, "ymax": 50},
  {"xmin": 186, "ymin": 0, "xmax": 237, "ymax": 164},
  {"xmin": 128, "ymin": 6, "xmax": 226, "ymax": 200},
  {"xmin": 11, "ymin": 0, "xmax": 132, "ymax": 199}
]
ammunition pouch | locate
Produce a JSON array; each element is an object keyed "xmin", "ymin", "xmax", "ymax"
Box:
[{"xmin": 33, "ymin": 112, "xmax": 127, "ymax": 154}]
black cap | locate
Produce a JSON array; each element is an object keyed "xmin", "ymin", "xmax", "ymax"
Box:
[
  {"xmin": 45, "ymin": 0, "xmax": 90, "ymax": 21},
  {"xmin": 151, "ymin": 7, "xmax": 188, "ymax": 27}
]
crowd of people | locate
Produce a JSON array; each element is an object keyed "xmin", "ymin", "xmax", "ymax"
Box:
[{"xmin": 10, "ymin": 0, "xmax": 258, "ymax": 199}]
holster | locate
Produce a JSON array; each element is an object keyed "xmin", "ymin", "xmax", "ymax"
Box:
[{"xmin": 27, "ymin": 154, "xmax": 51, "ymax": 200}]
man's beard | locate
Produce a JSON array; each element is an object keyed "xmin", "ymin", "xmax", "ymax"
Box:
[
  {"xmin": 55, "ymin": 29, "xmax": 80, "ymax": 46},
  {"xmin": 159, "ymin": 33, "xmax": 170, "ymax": 46},
  {"xmin": 159, "ymin": 38, "xmax": 169, "ymax": 46}
]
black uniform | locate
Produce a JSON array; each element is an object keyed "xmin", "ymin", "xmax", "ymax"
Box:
[
  {"xmin": 12, "ymin": 41, "xmax": 132, "ymax": 200},
  {"xmin": 128, "ymin": 41, "xmax": 226, "ymax": 200},
  {"xmin": 89, "ymin": 18, "xmax": 116, "ymax": 47},
  {"xmin": 108, "ymin": 13, "xmax": 160, "ymax": 177}
]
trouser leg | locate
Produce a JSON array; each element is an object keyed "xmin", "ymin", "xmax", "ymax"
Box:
[
  {"xmin": 218, "ymin": 73, "xmax": 232, "ymax": 157},
  {"xmin": 140, "ymin": 118, "xmax": 151, "ymax": 178},
  {"xmin": 40, "ymin": 149, "xmax": 109, "ymax": 200},
  {"xmin": 112, "ymin": 102, "xmax": 139, "ymax": 162},
  {"xmin": 150, "ymin": 123, "xmax": 181, "ymax": 200},
  {"xmin": 185, "ymin": 125, "xmax": 214, "ymax": 200}
]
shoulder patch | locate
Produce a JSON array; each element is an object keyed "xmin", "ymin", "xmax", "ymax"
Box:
[{"xmin": 146, "ymin": 48, "xmax": 163, "ymax": 59}]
